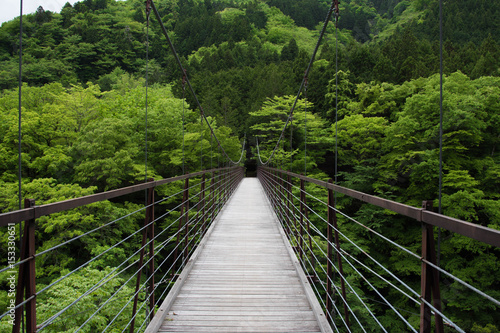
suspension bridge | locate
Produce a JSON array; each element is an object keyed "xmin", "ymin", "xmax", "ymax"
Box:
[
  {"xmin": 1, "ymin": 0, "xmax": 500, "ymax": 332},
  {"xmin": 2, "ymin": 164, "xmax": 499, "ymax": 333}
]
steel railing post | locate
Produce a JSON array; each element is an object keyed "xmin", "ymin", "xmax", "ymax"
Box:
[
  {"xmin": 130, "ymin": 179, "xmax": 155, "ymax": 332},
  {"xmin": 147, "ymin": 183, "xmax": 155, "ymax": 321},
  {"xmin": 299, "ymin": 178, "xmax": 305, "ymax": 265},
  {"xmin": 329, "ymin": 180, "xmax": 349, "ymax": 329},
  {"xmin": 183, "ymin": 178, "xmax": 190, "ymax": 262},
  {"xmin": 287, "ymin": 174, "xmax": 293, "ymax": 244},
  {"xmin": 420, "ymin": 201, "xmax": 444, "ymax": 333},
  {"xmin": 326, "ymin": 184, "xmax": 334, "ymax": 323},
  {"xmin": 13, "ymin": 199, "xmax": 36, "ymax": 333},
  {"xmin": 279, "ymin": 171, "xmax": 287, "ymax": 233},
  {"xmin": 200, "ymin": 173, "xmax": 206, "ymax": 234},
  {"xmin": 210, "ymin": 171, "xmax": 215, "ymax": 224}
]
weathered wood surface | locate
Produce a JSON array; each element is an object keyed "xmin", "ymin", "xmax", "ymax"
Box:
[{"xmin": 148, "ymin": 178, "xmax": 332, "ymax": 333}]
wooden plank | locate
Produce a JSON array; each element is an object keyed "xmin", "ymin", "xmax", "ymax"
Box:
[
  {"xmin": 161, "ymin": 320, "xmax": 320, "ymax": 327},
  {"xmin": 170, "ymin": 299, "xmax": 312, "ymax": 307},
  {"xmin": 162, "ymin": 306, "xmax": 316, "ymax": 312},
  {"xmin": 146, "ymin": 178, "xmax": 333, "ymax": 333},
  {"xmin": 165, "ymin": 315, "xmax": 319, "ymax": 322},
  {"xmin": 159, "ymin": 329, "xmax": 321, "ymax": 333},
  {"xmin": 165, "ymin": 310, "xmax": 316, "ymax": 316}
]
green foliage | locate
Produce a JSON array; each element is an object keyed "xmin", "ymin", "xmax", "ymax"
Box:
[
  {"xmin": 0, "ymin": 267, "xmax": 146, "ymax": 333},
  {"xmin": 331, "ymin": 71, "xmax": 500, "ymax": 330},
  {"xmin": 249, "ymin": 95, "xmax": 331, "ymax": 171},
  {"xmin": 0, "ymin": 178, "xmax": 142, "ymax": 277},
  {"xmin": 0, "ymin": 0, "xmax": 499, "ymax": 331}
]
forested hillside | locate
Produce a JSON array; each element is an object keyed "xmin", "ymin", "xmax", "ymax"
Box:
[{"xmin": 0, "ymin": 0, "xmax": 499, "ymax": 331}]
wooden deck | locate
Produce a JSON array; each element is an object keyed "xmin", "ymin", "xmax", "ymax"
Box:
[{"xmin": 146, "ymin": 178, "xmax": 332, "ymax": 333}]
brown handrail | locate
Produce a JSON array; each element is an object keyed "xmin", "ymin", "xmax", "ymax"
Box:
[
  {"xmin": 0, "ymin": 167, "xmax": 236, "ymax": 227},
  {"xmin": 3, "ymin": 166, "xmax": 245, "ymax": 333},
  {"xmin": 260, "ymin": 167, "xmax": 500, "ymax": 248}
]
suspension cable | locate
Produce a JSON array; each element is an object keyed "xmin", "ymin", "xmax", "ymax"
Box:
[
  {"xmin": 103, "ymin": 204, "xmax": 214, "ymax": 333},
  {"xmin": 261, "ymin": 169, "xmax": 485, "ymax": 331},
  {"xmin": 133, "ymin": 173, "xmax": 241, "ymax": 332},
  {"xmin": 38, "ymin": 172, "xmax": 233, "ymax": 330},
  {"xmin": 261, "ymin": 172, "xmax": 385, "ymax": 331},
  {"xmin": 200, "ymin": 112, "xmax": 203, "ymax": 170},
  {"xmin": 18, "ymin": 0, "xmax": 23, "ymax": 212},
  {"xmin": 274, "ymin": 191, "xmax": 366, "ymax": 332},
  {"xmin": 277, "ymin": 176, "xmax": 421, "ymax": 306},
  {"xmin": 149, "ymin": 0, "xmax": 243, "ymax": 165},
  {"xmin": 334, "ymin": 5, "xmax": 339, "ymax": 204},
  {"xmin": 256, "ymin": 1, "xmax": 337, "ymax": 166},
  {"xmin": 437, "ymin": 0, "xmax": 444, "ymax": 266},
  {"xmin": 182, "ymin": 70, "xmax": 187, "ymax": 174},
  {"xmin": 289, "ymin": 106, "xmax": 293, "ymax": 172},
  {"xmin": 265, "ymin": 177, "xmax": 409, "ymax": 332},
  {"xmin": 304, "ymin": 76, "xmax": 308, "ymax": 176}
]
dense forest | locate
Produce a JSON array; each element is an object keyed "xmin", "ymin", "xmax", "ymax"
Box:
[{"xmin": 0, "ymin": 0, "xmax": 499, "ymax": 331}]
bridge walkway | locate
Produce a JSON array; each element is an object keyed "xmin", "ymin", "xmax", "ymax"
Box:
[{"xmin": 146, "ymin": 177, "xmax": 332, "ymax": 333}]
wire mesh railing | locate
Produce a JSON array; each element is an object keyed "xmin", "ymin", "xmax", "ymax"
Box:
[
  {"xmin": 0, "ymin": 166, "xmax": 244, "ymax": 333},
  {"xmin": 257, "ymin": 166, "xmax": 500, "ymax": 333}
]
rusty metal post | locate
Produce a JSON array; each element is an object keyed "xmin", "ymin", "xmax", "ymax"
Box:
[
  {"xmin": 268, "ymin": 169, "xmax": 274, "ymax": 209},
  {"xmin": 279, "ymin": 172, "xmax": 288, "ymax": 234},
  {"xmin": 183, "ymin": 178, "xmax": 190, "ymax": 261},
  {"xmin": 220, "ymin": 169, "xmax": 225, "ymax": 206},
  {"xmin": 276, "ymin": 171, "xmax": 290, "ymax": 226},
  {"xmin": 299, "ymin": 178, "xmax": 305, "ymax": 264},
  {"xmin": 225, "ymin": 168, "xmax": 230, "ymax": 203},
  {"xmin": 173, "ymin": 178, "xmax": 189, "ymax": 272},
  {"xmin": 286, "ymin": 174, "xmax": 293, "ymax": 241},
  {"xmin": 147, "ymin": 184, "xmax": 155, "ymax": 321},
  {"xmin": 227, "ymin": 168, "xmax": 233, "ymax": 197},
  {"xmin": 200, "ymin": 173, "xmax": 206, "ymax": 234},
  {"xmin": 326, "ymin": 185, "xmax": 334, "ymax": 323},
  {"xmin": 213, "ymin": 170, "xmax": 219, "ymax": 217},
  {"xmin": 217, "ymin": 169, "xmax": 223, "ymax": 215},
  {"xmin": 280, "ymin": 171, "xmax": 286, "ymax": 234},
  {"xmin": 130, "ymin": 180, "xmax": 155, "ymax": 332},
  {"xmin": 221, "ymin": 169, "xmax": 226, "ymax": 205},
  {"xmin": 13, "ymin": 199, "xmax": 36, "ymax": 333},
  {"xmin": 275, "ymin": 170, "xmax": 280, "ymax": 215},
  {"xmin": 210, "ymin": 172, "xmax": 216, "ymax": 225},
  {"xmin": 329, "ymin": 180, "xmax": 350, "ymax": 329},
  {"xmin": 304, "ymin": 182, "xmax": 314, "ymax": 274},
  {"xmin": 420, "ymin": 201, "xmax": 444, "ymax": 333}
]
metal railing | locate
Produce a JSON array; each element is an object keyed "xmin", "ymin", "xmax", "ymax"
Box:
[
  {"xmin": 0, "ymin": 166, "xmax": 244, "ymax": 333},
  {"xmin": 258, "ymin": 166, "xmax": 500, "ymax": 333}
]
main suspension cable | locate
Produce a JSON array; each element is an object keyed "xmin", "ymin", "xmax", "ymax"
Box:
[
  {"xmin": 257, "ymin": 0, "xmax": 337, "ymax": 166},
  {"xmin": 149, "ymin": 0, "xmax": 243, "ymax": 165}
]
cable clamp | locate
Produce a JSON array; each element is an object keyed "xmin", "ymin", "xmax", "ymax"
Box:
[
  {"xmin": 182, "ymin": 69, "xmax": 187, "ymax": 89},
  {"xmin": 145, "ymin": 0, "xmax": 152, "ymax": 20},
  {"xmin": 334, "ymin": 0, "xmax": 340, "ymax": 27}
]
